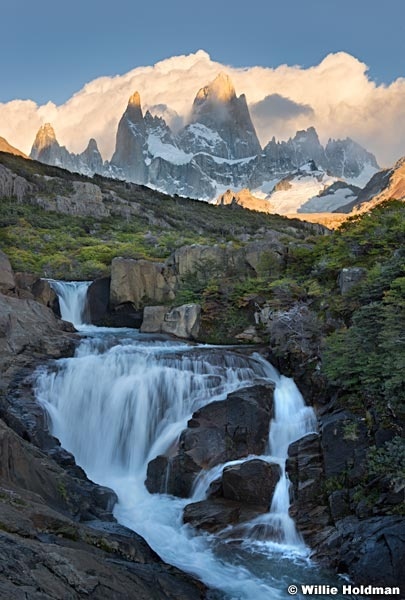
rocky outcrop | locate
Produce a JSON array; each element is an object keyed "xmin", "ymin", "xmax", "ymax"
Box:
[
  {"xmin": 216, "ymin": 188, "xmax": 273, "ymax": 213},
  {"xmin": 36, "ymin": 180, "xmax": 109, "ymax": 218},
  {"xmin": 141, "ymin": 304, "xmax": 201, "ymax": 339},
  {"xmin": 287, "ymin": 433, "xmax": 332, "ymax": 548},
  {"xmin": 110, "ymin": 257, "xmax": 176, "ymax": 309},
  {"xmin": 0, "ymin": 419, "xmax": 206, "ymax": 599},
  {"xmin": 146, "ymin": 384, "xmax": 274, "ymax": 498},
  {"xmin": 0, "ymin": 293, "xmax": 76, "ymax": 390},
  {"xmin": 0, "ymin": 163, "xmax": 32, "ymax": 201}
]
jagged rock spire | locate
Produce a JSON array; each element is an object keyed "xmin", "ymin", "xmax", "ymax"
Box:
[
  {"xmin": 30, "ymin": 123, "xmax": 58, "ymax": 159},
  {"xmin": 189, "ymin": 72, "xmax": 261, "ymax": 159},
  {"xmin": 195, "ymin": 72, "xmax": 236, "ymax": 104},
  {"xmin": 125, "ymin": 91, "xmax": 144, "ymax": 124}
]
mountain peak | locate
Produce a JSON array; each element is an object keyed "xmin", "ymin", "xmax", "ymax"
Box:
[
  {"xmin": 128, "ymin": 91, "xmax": 141, "ymax": 108},
  {"xmin": 30, "ymin": 123, "xmax": 58, "ymax": 159},
  {"xmin": 195, "ymin": 72, "xmax": 236, "ymax": 105},
  {"xmin": 36, "ymin": 123, "xmax": 57, "ymax": 144},
  {"xmin": 125, "ymin": 91, "xmax": 144, "ymax": 124}
]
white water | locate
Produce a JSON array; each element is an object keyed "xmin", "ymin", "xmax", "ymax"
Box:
[
  {"xmin": 47, "ymin": 279, "xmax": 91, "ymax": 328},
  {"xmin": 33, "ymin": 283, "xmax": 351, "ymax": 599}
]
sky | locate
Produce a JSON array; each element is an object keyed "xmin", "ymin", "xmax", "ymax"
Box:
[
  {"xmin": 1, "ymin": 0, "xmax": 405, "ymax": 166},
  {"xmin": 2, "ymin": 0, "xmax": 404, "ymax": 104}
]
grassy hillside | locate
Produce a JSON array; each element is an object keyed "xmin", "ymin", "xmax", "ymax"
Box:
[{"xmin": 0, "ymin": 152, "xmax": 317, "ymax": 279}]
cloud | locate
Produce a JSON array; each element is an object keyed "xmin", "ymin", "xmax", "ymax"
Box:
[
  {"xmin": 0, "ymin": 49, "xmax": 404, "ymax": 166},
  {"xmin": 250, "ymin": 94, "xmax": 314, "ymax": 145}
]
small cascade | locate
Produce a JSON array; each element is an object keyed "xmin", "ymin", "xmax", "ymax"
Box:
[
  {"xmin": 47, "ymin": 279, "xmax": 91, "ymax": 327},
  {"xmin": 240, "ymin": 375, "xmax": 317, "ymax": 545}
]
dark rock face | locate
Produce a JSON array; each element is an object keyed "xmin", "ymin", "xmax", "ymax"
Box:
[
  {"xmin": 222, "ymin": 460, "xmax": 281, "ymax": 506},
  {"xmin": 320, "ymin": 411, "xmax": 369, "ymax": 479},
  {"xmin": 183, "ymin": 459, "xmax": 280, "ymax": 534},
  {"xmin": 87, "ymin": 276, "xmax": 111, "ymax": 325},
  {"xmin": 287, "ymin": 433, "xmax": 332, "ymax": 547},
  {"xmin": 145, "ymin": 384, "xmax": 274, "ymax": 498}
]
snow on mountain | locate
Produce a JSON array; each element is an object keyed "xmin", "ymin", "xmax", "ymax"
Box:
[
  {"xmin": 146, "ymin": 134, "xmax": 192, "ymax": 165},
  {"xmin": 264, "ymin": 163, "xmax": 338, "ymax": 214},
  {"xmin": 299, "ymin": 181, "xmax": 361, "ymax": 213},
  {"xmin": 28, "ymin": 72, "xmax": 381, "ymax": 210}
]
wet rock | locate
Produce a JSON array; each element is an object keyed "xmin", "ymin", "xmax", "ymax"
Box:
[
  {"xmin": 222, "ymin": 460, "xmax": 281, "ymax": 507},
  {"xmin": 87, "ymin": 276, "xmax": 111, "ymax": 325},
  {"xmin": 181, "ymin": 384, "xmax": 274, "ymax": 469},
  {"xmin": 183, "ymin": 499, "xmax": 241, "ymax": 532},
  {"xmin": 182, "ymin": 459, "xmax": 280, "ymax": 534},
  {"xmin": 287, "ymin": 433, "xmax": 332, "ymax": 546},
  {"xmin": 146, "ymin": 453, "xmax": 201, "ymax": 498},
  {"xmin": 146, "ymin": 384, "xmax": 274, "ymax": 499}
]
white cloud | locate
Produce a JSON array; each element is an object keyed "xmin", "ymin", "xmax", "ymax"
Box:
[{"xmin": 1, "ymin": 49, "xmax": 404, "ymax": 166}]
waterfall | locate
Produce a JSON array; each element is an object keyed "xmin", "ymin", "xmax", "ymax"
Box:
[
  {"xmin": 34, "ymin": 320, "xmax": 347, "ymax": 599},
  {"xmin": 47, "ymin": 279, "xmax": 90, "ymax": 327}
]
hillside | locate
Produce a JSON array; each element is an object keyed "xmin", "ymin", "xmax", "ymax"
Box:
[
  {"xmin": 0, "ymin": 151, "xmax": 322, "ymax": 279},
  {"xmin": 0, "ymin": 136, "xmax": 28, "ymax": 158}
]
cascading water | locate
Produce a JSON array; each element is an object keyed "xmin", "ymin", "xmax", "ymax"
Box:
[
  {"xmin": 34, "ymin": 283, "xmax": 356, "ymax": 599},
  {"xmin": 47, "ymin": 279, "xmax": 90, "ymax": 328}
]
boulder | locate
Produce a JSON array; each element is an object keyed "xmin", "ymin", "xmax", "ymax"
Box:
[
  {"xmin": 161, "ymin": 304, "xmax": 201, "ymax": 339},
  {"xmin": 183, "ymin": 498, "xmax": 241, "ymax": 532},
  {"xmin": 146, "ymin": 453, "xmax": 200, "ymax": 498},
  {"xmin": 222, "ymin": 459, "xmax": 281, "ymax": 507},
  {"xmin": 110, "ymin": 257, "xmax": 176, "ymax": 309},
  {"xmin": 141, "ymin": 304, "xmax": 201, "ymax": 339},
  {"xmin": 182, "ymin": 459, "xmax": 281, "ymax": 534},
  {"xmin": 140, "ymin": 305, "xmax": 168, "ymax": 333},
  {"xmin": 0, "ymin": 249, "xmax": 16, "ymax": 294},
  {"xmin": 181, "ymin": 384, "xmax": 274, "ymax": 469}
]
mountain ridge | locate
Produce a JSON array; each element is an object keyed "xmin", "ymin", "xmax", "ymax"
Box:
[{"xmin": 25, "ymin": 72, "xmax": 379, "ymax": 208}]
